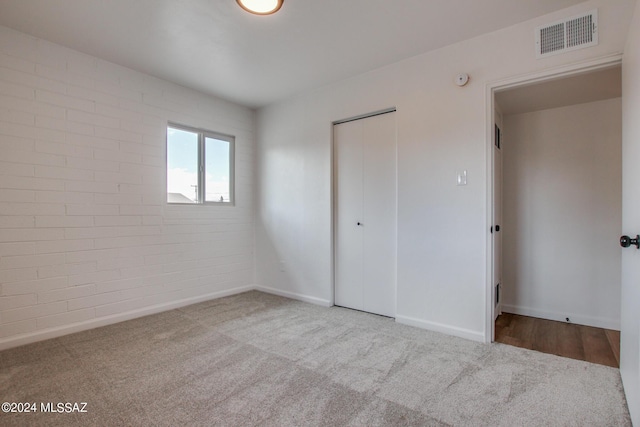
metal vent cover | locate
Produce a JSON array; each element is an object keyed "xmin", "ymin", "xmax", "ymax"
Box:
[{"xmin": 536, "ymin": 9, "xmax": 598, "ymax": 58}]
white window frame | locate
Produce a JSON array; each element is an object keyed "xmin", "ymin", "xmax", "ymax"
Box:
[{"xmin": 166, "ymin": 123, "xmax": 235, "ymax": 205}]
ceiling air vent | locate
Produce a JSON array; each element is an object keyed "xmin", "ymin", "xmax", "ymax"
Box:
[{"xmin": 535, "ymin": 9, "xmax": 598, "ymax": 58}]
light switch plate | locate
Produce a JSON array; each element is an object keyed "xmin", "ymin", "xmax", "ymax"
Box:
[{"xmin": 457, "ymin": 170, "xmax": 467, "ymax": 186}]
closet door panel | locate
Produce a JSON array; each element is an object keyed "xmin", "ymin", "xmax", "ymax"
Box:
[
  {"xmin": 362, "ymin": 112, "xmax": 397, "ymax": 317},
  {"xmin": 334, "ymin": 120, "xmax": 364, "ymax": 311}
]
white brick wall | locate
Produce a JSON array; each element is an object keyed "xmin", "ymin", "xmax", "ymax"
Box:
[{"xmin": 0, "ymin": 25, "xmax": 255, "ymax": 347}]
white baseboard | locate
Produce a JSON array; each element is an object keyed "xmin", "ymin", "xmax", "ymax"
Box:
[
  {"xmin": 501, "ymin": 304, "xmax": 620, "ymax": 330},
  {"xmin": 254, "ymin": 285, "xmax": 332, "ymax": 307},
  {"xmin": 0, "ymin": 285, "xmax": 254, "ymax": 351},
  {"xmin": 0, "ymin": 283, "xmax": 494, "ymax": 351},
  {"xmin": 395, "ymin": 315, "xmax": 485, "ymax": 342}
]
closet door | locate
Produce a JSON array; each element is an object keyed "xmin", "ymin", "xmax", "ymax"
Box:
[
  {"xmin": 334, "ymin": 119, "xmax": 364, "ymax": 311},
  {"xmin": 362, "ymin": 112, "xmax": 396, "ymax": 317},
  {"xmin": 334, "ymin": 112, "xmax": 396, "ymax": 317}
]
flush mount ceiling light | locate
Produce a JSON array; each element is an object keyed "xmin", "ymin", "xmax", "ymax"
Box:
[{"xmin": 236, "ymin": 0, "xmax": 283, "ymax": 15}]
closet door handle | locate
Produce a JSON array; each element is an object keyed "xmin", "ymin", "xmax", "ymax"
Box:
[
  {"xmin": 357, "ymin": 222, "xmax": 363, "ymax": 226},
  {"xmin": 620, "ymin": 235, "xmax": 640, "ymax": 249}
]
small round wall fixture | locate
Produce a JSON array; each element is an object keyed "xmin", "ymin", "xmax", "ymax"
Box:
[
  {"xmin": 236, "ymin": 0, "xmax": 284, "ymax": 15},
  {"xmin": 455, "ymin": 73, "xmax": 470, "ymax": 87}
]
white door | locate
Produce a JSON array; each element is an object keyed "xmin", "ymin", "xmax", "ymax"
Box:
[
  {"xmin": 335, "ymin": 119, "xmax": 365, "ymax": 310},
  {"xmin": 335, "ymin": 112, "xmax": 397, "ymax": 317},
  {"xmin": 620, "ymin": 27, "xmax": 640, "ymax": 423},
  {"xmin": 493, "ymin": 124, "xmax": 503, "ymax": 320}
]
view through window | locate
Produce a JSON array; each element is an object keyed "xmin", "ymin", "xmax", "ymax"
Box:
[{"xmin": 167, "ymin": 124, "xmax": 234, "ymax": 204}]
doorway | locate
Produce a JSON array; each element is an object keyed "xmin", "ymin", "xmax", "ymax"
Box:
[
  {"xmin": 333, "ymin": 110, "xmax": 397, "ymax": 318},
  {"xmin": 489, "ymin": 61, "xmax": 622, "ymax": 365},
  {"xmin": 495, "ymin": 313, "xmax": 620, "ymax": 367}
]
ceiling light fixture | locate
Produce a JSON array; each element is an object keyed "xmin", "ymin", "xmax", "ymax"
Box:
[{"xmin": 236, "ymin": 0, "xmax": 283, "ymax": 15}]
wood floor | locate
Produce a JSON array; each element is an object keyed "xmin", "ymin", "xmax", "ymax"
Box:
[{"xmin": 495, "ymin": 313, "xmax": 620, "ymax": 368}]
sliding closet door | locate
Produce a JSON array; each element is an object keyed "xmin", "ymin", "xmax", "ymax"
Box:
[
  {"xmin": 362, "ymin": 112, "xmax": 396, "ymax": 316},
  {"xmin": 335, "ymin": 120, "xmax": 364, "ymax": 310},
  {"xmin": 334, "ymin": 112, "xmax": 396, "ymax": 317}
]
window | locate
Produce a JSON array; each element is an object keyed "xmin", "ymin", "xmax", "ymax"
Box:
[{"xmin": 166, "ymin": 124, "xmax": 234, "ymax": 204}]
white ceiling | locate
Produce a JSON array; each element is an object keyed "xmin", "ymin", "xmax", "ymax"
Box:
[
  {"xmin": 0, "ymin": 0, "xmax": 588, "ymax": 108},
  {"xmin": 495, "ymin": 65, "xmax": 622, "ymax": 115}
]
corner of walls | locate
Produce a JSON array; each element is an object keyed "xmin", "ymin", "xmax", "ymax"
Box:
[
  {"xmin": 254, "ymin": 285, "xmax": 331, "ymax": 307},
  {"xmin": 254, "ymin": 98, "xmax": 334, "ymax": 305},
  {"xmin": 251, "ymin": 108, "xmax": 259, "ymax": 289}
]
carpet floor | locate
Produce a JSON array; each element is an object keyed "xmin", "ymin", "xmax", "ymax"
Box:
[{"xmin": 0, "ymin": 291, "xmax": 631, "ymax": 426}]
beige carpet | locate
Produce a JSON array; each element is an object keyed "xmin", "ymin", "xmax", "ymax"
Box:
[{"xmin": 0, "ymin": 291, "xmax": 631, "ymax": 426}]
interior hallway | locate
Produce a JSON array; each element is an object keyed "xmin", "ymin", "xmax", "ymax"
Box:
[{"xmin": 495, "ymin": 313, "xmax": 620, "ymax": 368}]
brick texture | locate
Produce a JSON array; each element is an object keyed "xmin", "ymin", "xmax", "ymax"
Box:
[{"xmin": 0, "ymin": 26, "xmax": 255, "ymax": 342}]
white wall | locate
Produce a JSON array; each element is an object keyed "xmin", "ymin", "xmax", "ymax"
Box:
[
  {"xmin": 501, "ymin": 99, "xmax": 622, "ymax": 329},
  {"xmin": 621, "ymin": 0, "xmax": 640, "ymax": 423},
  {"xmin": 255, "ymin": 0, "xmax": 635, "ymax": 341},
  {"xmin": 0, "ymin": 26, "xmax": 255, "ymax": 349}
]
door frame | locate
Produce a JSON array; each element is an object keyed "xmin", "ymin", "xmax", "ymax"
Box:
[
  {"xmin": 484, "ymin": 54, "xmax": 623, "ymax": 343},
  {"xmin": 492, "ymin": 116, "xmax": 503, "ymax": 321},
  {"xmin": 331, "ymin": 107, "xmax": 397, "ymax": 312}
]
